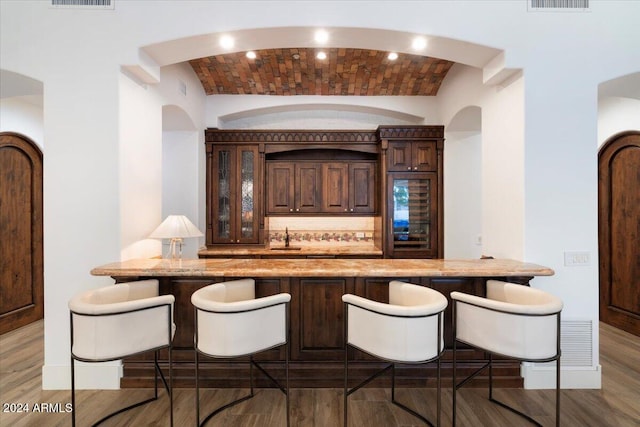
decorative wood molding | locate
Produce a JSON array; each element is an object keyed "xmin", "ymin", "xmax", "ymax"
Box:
[
  {"xmin": 377, "ymin": 125, "xmax": 444, "ymax": 139},
  {"xmin": 206, "ymin": 128, "xmax": 378, "ymax": 144}
]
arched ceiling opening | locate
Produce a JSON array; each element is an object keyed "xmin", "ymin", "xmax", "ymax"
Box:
[
  {"xmin": 140, "ymin": 27, "xmax": 508, "ymax": 98},
  {"xmin": 219, "ymin": 103, "xmax": 424, "ymax": 125},
  {"xmin": 598, "ymin": 72, "xmax": 640, "ymax": 101},
  {"xmin": 162, "ymin": 105, "xmax": 196, "ymax": 131},
  {"xmin": 0, "ymin": 69, "xmax": 43, "ymax": 106},
  {"xmin": 447, "ymin": 106, "xmax": 482, "ymax": 132}
]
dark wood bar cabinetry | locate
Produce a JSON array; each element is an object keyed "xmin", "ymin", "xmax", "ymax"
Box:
[
  {"xmin": 205, "ymin": 126, "xmax": 443, "ymax": 258},
  {"xmin": 379, "ymin": 126, "xmax": 445, "ymax": 258}
]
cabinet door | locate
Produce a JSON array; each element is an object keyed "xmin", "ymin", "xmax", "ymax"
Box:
[
  {"xmin": 236, "ymin": 145, "xmax": 260, "ymax": 243},
  {"xmin": 290, "ymin": 277, "xmax": 353, "ymax": 361},
  {"xmin": 267, "ymin": 162, "xmax": 295, "ymax": 214},
  {"xmin": 350, "ymin": 162, "xmax": 376, "ymax": 213},
  {"xmin": 412, "ymin": 141, "xmax": 437, "ymax": 171},
  {"xmin": 322, "ymin": 163, "xmax": 349, "ymax": 213},
  {"xmin": 387, "ymin": 141, "xmax": 413, "ymax": 171},
  {"xmin": 295, "ymin": 163, "xmax": 322, "ymax": 213},
  {"xmin": 211, "ymin": 146, "xmax": 236, "ymax": 244},
  {"xmin": 387, "ymin": 172, "xmax": 438, "ymax": 258},
  {"xmin": 211, "ymin": 145, "xmax": 260, "ymax": 244}
]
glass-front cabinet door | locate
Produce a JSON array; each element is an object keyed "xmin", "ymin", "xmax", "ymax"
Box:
[
  {"xmin": 387, "ymin": 172, "xmax": 438, "ymax": 258},
  {"xmin": 209, "ymin": 144, "xmax": 260, "ymax": 244}
]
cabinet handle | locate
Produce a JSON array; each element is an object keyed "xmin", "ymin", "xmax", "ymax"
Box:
[
  {"xmin": 414, "ymin": 166, "xmax": 418, "ymax": 170},
  {"xmin": 407, "ymin": 167, "xmax": 411, "ymax": 170},
  {"xmin": 344, "ymin": 209, "xmax": 348, "ymax": 212},
  {"xmin": 350, "ymin": 209, "xmax": 354, "ymax": 212},
  {"xmin": 290, "ymin": 208, "xmax": 293, "ymax": 212},
  {"xmin": 296, "ymin": 209, "xmax": 300, "ymax": 212}
]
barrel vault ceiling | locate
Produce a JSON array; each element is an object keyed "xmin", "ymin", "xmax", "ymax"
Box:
[{"xmin": 189, "ymin": 48, "xmax": 455, "ymax": 96}]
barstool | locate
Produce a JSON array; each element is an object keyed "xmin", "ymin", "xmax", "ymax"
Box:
[
  {"xmin": 342, "ymin": 280, "xmax": 448, "ymax": 426},
  {"xmin": 452, "ymin": 279, "xmax": 563, "ymax": 426},
  {"xmin": 69, "ymin": 279, "xmax": 175, "ymax": 426},
  {"xmin": 191, "ymin": 278, "xmax": 291, "ymax": 427}
]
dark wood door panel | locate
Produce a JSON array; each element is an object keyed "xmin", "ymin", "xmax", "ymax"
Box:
[
  {"xmin": 296, "ymin": 164, "xmax": 322, "ymax": 212},
  {"xmin": 291, "ymin": 278, "xmax": 354, "ymax": 360},
  {"xmin": 0, "ymin": 133, "xmax": 43, "ymax": 334},
  {"xmin": 322, "ymin": 163, "xmax": 349, "ymax": 212},
  {"xmin": 266, "ymin": 162, "xmax": 295, "ymax": 213},
  {"xmin": 413, "ymin": 141, "xmax": 437, "ymax": 171},
  {"xmin": 350, "ymin": 162, "xmax": 376, "ymax": 213},
  {"xmin": 599, "ymin": 131, "xmax": 640, "ymax": 336}
]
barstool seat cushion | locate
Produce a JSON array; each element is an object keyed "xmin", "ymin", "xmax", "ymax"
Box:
[
  {"xmin": 191, "ymin": 278, "xmax": 291, "ymax": 357},
  {"xmin": 343, "ymin": 281, "xmax": 448, "ymax": 362},
  {"xmin": 69, "ymin": 279, "xmax": 175, "ymax": 361},
  {"xmin": 451, "ymin": 280, "xmax": 563, "ymax": 360}
]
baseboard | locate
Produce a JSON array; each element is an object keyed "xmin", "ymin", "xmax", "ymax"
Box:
[
  {"xmin": 521, "ymin": 363, "xmax": 602, "ymax": 389},
  {"xmin": 42, "ymin": 362, "xmax": 122, "ymax": 390}
]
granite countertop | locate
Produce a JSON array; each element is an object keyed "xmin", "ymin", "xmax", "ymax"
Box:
[
  {"xmin": 91, "ymin": 258, "xmax": 554, "ymax": 278},
  {"xmin": 197, "ymin": 243, "xmax": 383, "ymax": 257}
]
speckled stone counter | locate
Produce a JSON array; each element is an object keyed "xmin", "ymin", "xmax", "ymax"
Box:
[
  {"xmin": 90, "ymin": 257, "xmax": 553, "ymax": 389},
  {"xmin": 91, "ymin": 257, "xmax": 553, "ymax": 278}
]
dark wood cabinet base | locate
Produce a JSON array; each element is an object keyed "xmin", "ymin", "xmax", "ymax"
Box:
[{"xmin": 116, "ymin": 274, "xmax": 532, "ymax": 390}]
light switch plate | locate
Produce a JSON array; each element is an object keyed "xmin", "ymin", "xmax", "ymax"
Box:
[{"xmin": 564, "ymin": 251, "xmax": 590, "ymax": 266}]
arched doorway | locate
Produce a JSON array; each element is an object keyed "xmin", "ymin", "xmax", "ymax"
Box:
[
  {"xmin": 598, "ymin": 131, "xmax": 640, "ymax": 336},
  {"xmin": 0, "ymin": 132, "xmax": 44, "ymax": 334}
]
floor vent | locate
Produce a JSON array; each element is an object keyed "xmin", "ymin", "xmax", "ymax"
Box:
[
  {"xmin": 51, "ymin": 0, "xmax": 114, "ymax": 9},
  {"xmin": 537, "ymin": 319, "xmax": 593, "ymax": 367},
  {"xmin": 529, "ymin": 0, "xmax": 590, "ymax": 11}
]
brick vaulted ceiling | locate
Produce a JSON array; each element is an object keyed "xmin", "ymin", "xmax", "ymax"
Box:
[{"xmin": 189, "ymin": 48, "xmax": 455, "ymax": 96}]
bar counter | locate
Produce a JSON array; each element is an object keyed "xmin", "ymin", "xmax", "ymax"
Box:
[
  {"xmin": 91, "ymin": 257, "xmax": 553, "ymax": 279},
  {"xmin": 90, "ymin": 257, "xmax": 554, "ymax": 389}
]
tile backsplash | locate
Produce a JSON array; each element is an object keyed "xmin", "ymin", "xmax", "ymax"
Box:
[{"xmin": 267, "ymin": 217, "xmax": 375, "ymax": 245}]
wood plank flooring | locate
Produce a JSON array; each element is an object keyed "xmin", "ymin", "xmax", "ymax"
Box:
[{"xmin": 1, "ymin": 321, "xmax": 638, "ymax": 426}]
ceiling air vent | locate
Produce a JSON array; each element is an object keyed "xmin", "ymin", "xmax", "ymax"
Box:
[
  {"xmin": 529, "ymin": 0, "xmax": 590, "ymax": 11},
  {"xmin": 51, "ymin": 0, "xmax": 114, "ymax": 9}
]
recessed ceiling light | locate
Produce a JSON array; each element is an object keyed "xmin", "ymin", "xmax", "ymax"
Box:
[
  {"xmin": 220, "ymin": 35, "xmax": 234, "ymax": 50},
  {"xmin": 316, "ymin": 51, "xmax": 327, "ymax": 60},
  {"xmin": 315, "ymin": 29, "xmax": 329, "ymax": 44},
  {"xmin": 246, "ymin": 51, "xmax": 257, "ymax": 59},
  {"xmin": 412, "ymin": 36, "xmax": 427, "ymax": 50},
  {"xmin": 388, "ymin": 52, "xmax": 399, "ymax": 60}
]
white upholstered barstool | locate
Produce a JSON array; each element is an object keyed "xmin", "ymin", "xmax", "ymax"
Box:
[
  {"xmin": 451, "ymin": 279, "xmax": 563, "ymax": 427},
  {"xmin": 191, "ymin": 278, "xmax": 291, "ymax": 427},
  {"xmin": 342, "ymin": 281, "xmax": 448, "ymax": 427},
  {"xmin": 69, "ymin": 279, "xmax": 175, "ymax": 426}
]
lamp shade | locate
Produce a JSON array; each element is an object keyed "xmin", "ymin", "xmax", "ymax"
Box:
[{"xmin": 149, "ymin": 215, "xmax": 203, "ymax": 239}]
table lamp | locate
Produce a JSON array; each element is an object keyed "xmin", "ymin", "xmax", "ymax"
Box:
[{"xmin": 149, "ymin": 215, "xmax": 203, "ymax": 260}]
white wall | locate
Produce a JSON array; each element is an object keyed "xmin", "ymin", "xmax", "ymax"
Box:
[
  {"xmin": 0, "ymin": 97, "xmax": 44, "ymax": 148},
  {"xmin": 158, "ymin": 64, "xmax": 208, "ymax": 248},
  {"xmin": 207, "ymin": 95, "xmax": 439, "ymax": 128},
  {"xmin": 2, "ymin": 0, "xmax": 640, "ymax": 390},
  {"xmin": 598, "ymin": 96, "xmax": 640, "ymax": 146},
  {"xmin": 119, "ymin": 72, "xmax": 164, "ymax": 261},
  {"xmin": 444, "ymin": 131, "xmax": 482, "ymax": 259},
  {"xmin": 161, "ymin": 130, "xmax": 202, "ymax": 258}
]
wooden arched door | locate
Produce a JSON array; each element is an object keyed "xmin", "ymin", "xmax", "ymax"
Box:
[
  {"xmin": 598, "ymin": 131, "xmax": 640, "ymax": 336},
  {"xmin": 0, "ymin": 132, "xmax": 43, "ymax": 334}
]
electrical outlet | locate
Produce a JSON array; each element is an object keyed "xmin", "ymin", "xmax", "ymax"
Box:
[{"xmin": 564, "ymin": 251, "xmax": 590, "ymax": 266}]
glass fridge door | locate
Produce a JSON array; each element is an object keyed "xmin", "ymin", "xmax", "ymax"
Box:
[{"xmin": 390, "ymin": 173, "xmax": 436, "ymax": 256}]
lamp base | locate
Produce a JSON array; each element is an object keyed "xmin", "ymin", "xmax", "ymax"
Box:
[{"xmin": 168, "ymin": 238, "xmax": 184, "ymax": 260}]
